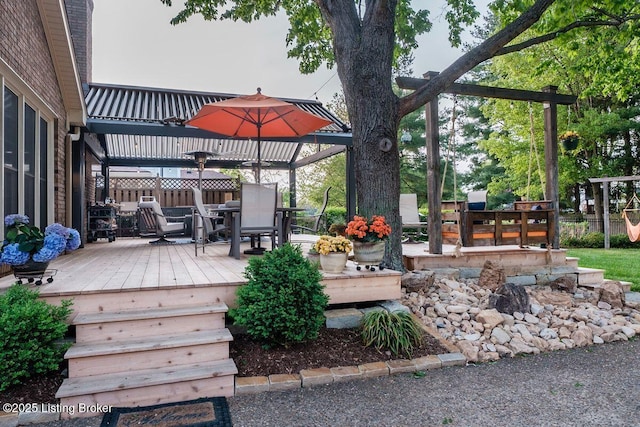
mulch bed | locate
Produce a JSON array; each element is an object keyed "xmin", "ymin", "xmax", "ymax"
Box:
[
  {"xmin": 230, "ymin": 327, "xmax": 449, "ymax": 377},
  {"xmin": 0, "ymin": 327, "xmax": 449, "ymax": 405}
]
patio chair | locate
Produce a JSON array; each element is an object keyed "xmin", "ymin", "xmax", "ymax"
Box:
[
  {"xmin": 138, "ymin": 198, "xmax": 187, "ymax": 244},
  {"xmin": 400, "ymin": 193, "xmax": 428, "ymax": 243},
  {"xmin": 291, "ymin": 186, "xmax": 331, "ymax": 235},
  {"xmin": 467, "ymin": 190, "xmax": 488, "ymax": 211},
  {"xmin": 231, "ymin": 183, "xmax": 282, "ymax": 259},
  {"xmin": 192, "ymin": 188, "xmax": 229, "ymax": 256}
]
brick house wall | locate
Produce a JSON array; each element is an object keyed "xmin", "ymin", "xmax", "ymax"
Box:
[{"xmin": 0, "ymin": 0, "xmax": 69, "ymax": 224}]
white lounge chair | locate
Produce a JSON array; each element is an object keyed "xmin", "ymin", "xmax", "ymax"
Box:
[{"xmin": 400, "ymin": 193, "xmax": 427, "ymax": 243}]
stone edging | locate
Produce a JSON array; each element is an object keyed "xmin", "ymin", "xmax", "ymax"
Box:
[
  {"xmin": 234, "ymin": 351, "xmax": 466, "ymax": 395},
  {"xmin": 0, "ymin": 409, "xmax": 60, "ymax": 426}
]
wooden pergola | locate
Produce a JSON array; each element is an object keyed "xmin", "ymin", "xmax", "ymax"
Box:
[
  {"xmin": 588, "ymin": 175, "xmax": 640, "ymax": 249},
  {"xmin": 397, "ymin": 72, "xmax": 577, "ymax": 254}
]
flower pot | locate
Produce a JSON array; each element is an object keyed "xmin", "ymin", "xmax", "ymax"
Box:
[
  {"xmin": 561, "ymin": 138, "xmax": 579, "ymax": 151},
  {"xmin": 319, "ymin": 252, "xmax": 348, "ymax": 273},
  {"xmin": 353, "ymin": 241, "xmax": 385, "ymax": 265},
  {"xmin": 11, "ymin": 260, "xmax": 50, "ymax": 275},
  {"xmin": 307, "ymin": 252, "xmax": 320, "ymax": 265}
]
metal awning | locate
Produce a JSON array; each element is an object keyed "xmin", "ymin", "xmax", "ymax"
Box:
[{"xmin": 84, "ymin": 82, "xmax": 351, "ymax": 170}]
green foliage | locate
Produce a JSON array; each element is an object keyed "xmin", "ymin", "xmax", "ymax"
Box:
[
  {"xmin": 324, "ymin": 207, "xmax": 347, "ymax": 230},
  {"xmin": 231, "ymin": 244, "xmax": 328, "ymax": 348},
  {"xmin": 561, "ymin": 232, "xmax": 640, "ymax": 249},
  {"xmin": 361, "ymin": 310, "xmax": 423, "ymax": 358},
  {"xmin": 0, "ymin": 285, "xmax": 72, "ymax": 391},
  {"xmin": 566, "ymin": 247, "xmax": 640, "ymax": 291}
]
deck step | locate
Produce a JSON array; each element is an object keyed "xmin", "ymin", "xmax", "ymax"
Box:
[
  {"xmin": 57, "ymin": 359, "xmax": 237, "ymax": 418},
  {"xmin": 66, "ymin": 329, "xmax": 233, "ymax": 378},
  {"xmin": 564, "ymin": 256, "xmax": 579, "ymax": 268},
  {"xmin": 73, "ymin": 303, "xmax": 227, "ymax": 343},
  {"xmin": 576, "ymin": 267, "xmax": 605, "ymax": 286}
]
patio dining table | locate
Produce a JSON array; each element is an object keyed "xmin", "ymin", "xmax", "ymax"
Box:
[{"xmin": 204, "ymin": 206, "xmax": 305, "ymax": 258}]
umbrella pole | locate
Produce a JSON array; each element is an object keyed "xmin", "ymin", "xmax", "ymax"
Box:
[{"xmin": 257, "ymin": 123, "xmax": 262, "ymax": 184}]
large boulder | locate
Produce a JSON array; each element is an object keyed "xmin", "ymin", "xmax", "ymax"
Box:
[
  {"xmin": 598, "ymin": 281, "xmax": 625, "ymax": 309},
  {"xmin": 478, "ymin": 260, "xmax": 506, "ymax": 291},
  {"xmin": 489, "ymin": 283, "xmax": 530, "ymax": 315},
  {"xmin": 401, "ymin": 270, "xmax": 435, "ymax": 293},
  {"xmin": 549, "ymin": 275, "xmax": 577, "ymax": 294}
]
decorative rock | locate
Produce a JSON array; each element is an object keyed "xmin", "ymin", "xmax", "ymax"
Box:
[
  {"xmin": 593, "ymin": 336, "xmax": 604, "ymax": 344},
  {"xmin": 599, "ymin": 281, "xmax": 626, "ymax": 309},
  {"xmin": 435, "ymin": 303, "xmax": 449, "ymax": 317},
  {"xmin": 489, "ymin": 283, "xmax": 530, "ymax": 315},
  {"xmin": 379, "ymin": 300, "xmax": 411, "ymax": 314},
  {"xmin": 620, "ymin": 326, "xmax": 636, "ymax": 338},
  {"xmin": 549, "ymin": 275, "xmax": 577, "ymax": 293},
  {"xmin": 512, "ymin": 323, "xmax": 533, "ymax": 341},
  {"xmin": 463, "ymin": 333, "xmax": 481, "ymax": 341},
  {"xmin": 494, "ymin": 344, "xmax": 514, "ymax": 358},
  {"xmin": 513, "ymin": 312, "xmax": 525, "ymax": 321},
  {"xmin": 476, "ymin": 309, "xmax": 505, "ymax": 329},
  {"xmin": 402, "ymin": 270, "xmax": 435, "ymax": 293},
  {"xmin": 524, "ymin": 313, "xmax": 539, "ymax": 324},
  {"xmin": 597, "ymin": 301, "xmax": 612, "ymax": 310},
  {"xmin": 534, "ymin": 290, "xmax": 573, "ymax": 307},
  {"xmin": 478, "ymin": 260, "xmax": 506, "ymax": 291},
  {"xmin": 530, "ymin": 303, "xmax": 544, "ymax": 315},
  {"xmin": 446, "ymin": 304, "xmax": 470, "ymax": 314},
  {"xmin": 509, "ymin": 337, "xmax": 539, "ymax": 355},
  {"xmin": 359, "ymin": 361, "xmax": 390, "ymax": 378},
  {"xmin": 570, "ymin": 329, "xmax": 591, "ymax": 347},
  {"xmin": 540, "ymin": 328, "xmax": 558, "ymax": 340},
  {"xmin": 457, "ymin": 340, "xmax": 479, "ymax": 362},
  {"xmin": 490, "ymin": 327, "xmax": 511, "ymax": 345},
  {"xmin": 325, "ymin": 308, "xmax": 364, "ymax": 329}
]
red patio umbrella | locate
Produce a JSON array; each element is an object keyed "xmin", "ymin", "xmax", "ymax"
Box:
[{"xmin": 185, "ymin": 88, "xmax": 333, "ymax": 183}]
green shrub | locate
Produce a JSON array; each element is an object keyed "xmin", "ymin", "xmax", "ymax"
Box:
[
  {"xmin": 561, "ymin": 232, "xmax": 640, "ymax": 249},
  {"xmin": 231, "ymin": 244, "xmax": 328, "ymax": 348},
  {"xmin": 325, "ymin": 207, "xmax": 347, "ymax": 230},
  {"xmin": 361, "ymin": 310, "xmax": 423, "ymax": 358},
  {"xmin": 0, "ymin": 285, "xmax": 72, "ymax": 391}
]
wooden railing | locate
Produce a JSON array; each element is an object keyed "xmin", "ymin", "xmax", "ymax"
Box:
[{"xmin": 441, "ymin": 200, "xmax": 555, "ymax": 247}]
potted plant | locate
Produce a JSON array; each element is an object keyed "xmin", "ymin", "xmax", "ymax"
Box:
[
  {"xmin": 0, "ymin": 214, "xmax": 81, "ymax": 275},
  {"xmin": 559, "ymin": 131, "xmax": 580, "ymax": 151},
  {"xmin": 345, "ymin": 215, "xmax": 391, "ymax": 269},
  {"xmin": 313, "ymin": 235, "xmax": 352, "ymax": 273},
  {"xmin": 306, "ymin": 246, "xmax": 320, "ymax": 264}
]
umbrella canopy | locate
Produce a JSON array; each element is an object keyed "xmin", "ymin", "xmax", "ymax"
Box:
[{"xmin": 185, "ymin": 88, "xmax": 333, "ymax": 182}]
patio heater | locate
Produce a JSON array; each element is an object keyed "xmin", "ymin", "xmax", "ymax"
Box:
[{"xmin": 184, "ymin": 150, "xmax": 215, "ymax": 191}]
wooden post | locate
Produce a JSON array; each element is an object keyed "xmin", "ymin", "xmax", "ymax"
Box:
[
  {"xmin": 424, "ymin": 73, "xmax": 442, "ymax": 254},
  {"xmin": 602, "ymin": 181, "xmax": 610, "ymax": 249},
  {"xmin": 543, "ymin": 86, "xmax": 560, "ymax": 249}
]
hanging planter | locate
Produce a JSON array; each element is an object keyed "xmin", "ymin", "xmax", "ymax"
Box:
[{"xmin": 559, "ymin": 131, "xmax": 580, "ymax": 151}]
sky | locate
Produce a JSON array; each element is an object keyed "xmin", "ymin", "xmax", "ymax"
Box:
[{"xmin": 91, "ymin": 0, "xmax": 489, "ymax": 105}]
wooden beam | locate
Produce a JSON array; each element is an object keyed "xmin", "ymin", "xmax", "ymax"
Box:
[
  {"xmin": 425, "ymin": 97, "xmax": 443, "ymax": 254},
  {"xmin": 396, "ymin": 76, "xmax": 577, "ymax": 105},
  {"xmin": 543, "ymin": 86, "xmax": 560, "ymax": 249},
  {"xmin": 588, "ymin": 175, "xmax": 640, "ymax": 183},
  {"xmin": 291, "ymin": 145, "xmax": 345, "ymax": 168}
]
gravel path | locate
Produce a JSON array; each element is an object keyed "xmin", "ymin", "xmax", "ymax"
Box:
[{"xmin": 28, "ymin": 340, "xmax": 640, "ymax": 426}]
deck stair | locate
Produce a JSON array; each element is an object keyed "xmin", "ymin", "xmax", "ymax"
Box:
[{"xmin": 56, "ymin": 302, "xmax": 237, "ymax": 418}]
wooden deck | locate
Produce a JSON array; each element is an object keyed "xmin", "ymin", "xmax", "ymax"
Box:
[{"xmin": 0, "ymin": 236, "xmax": 402, "ymax": 313}]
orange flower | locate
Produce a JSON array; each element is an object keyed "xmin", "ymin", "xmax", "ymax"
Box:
[{"xmin": 345, "ymin": 215, "xmax": 391, "ymax": 242}]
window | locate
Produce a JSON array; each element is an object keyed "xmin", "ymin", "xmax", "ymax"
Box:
[{"xmin": 1, "ymin": 83, "xmax": 53, "ymax": 232}]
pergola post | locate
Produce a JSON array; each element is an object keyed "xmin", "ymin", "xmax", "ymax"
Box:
[
  {"xmin": 289, "ymin": 167, "xmax": 296, "ymax": 207},
  {"xmin": 602, "ymin": 181, "xmax": 610, "ymax": 249},
  {"xmin": 425, "ymin": 94, "xmax": 442, "ymax": 254},
  {"xmin": 543, "ymin": 85, "xmax": 560, "ymax": 249}
]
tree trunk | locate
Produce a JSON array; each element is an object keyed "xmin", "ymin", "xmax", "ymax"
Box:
[{"xmin": 318, "ymin": 0, "xmax": 404, "ymax": 271}]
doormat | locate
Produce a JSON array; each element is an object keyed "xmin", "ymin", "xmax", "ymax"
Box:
[{"xmin": 100, "ymin": 397, "xmax": 232, "ymax": 427}]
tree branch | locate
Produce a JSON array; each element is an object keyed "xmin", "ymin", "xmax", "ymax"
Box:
[
  {"xmin": 398, "ymin": 0, "xmax": 556, "ymax": 117},
  {"xmin": 495, "ymin": 14, "xmax": 640, "ymax": 56}
]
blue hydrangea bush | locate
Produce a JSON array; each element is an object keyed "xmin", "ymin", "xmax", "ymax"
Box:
[{"xmin": 1, "ymin": 214, "xmax": 80, "ymax": 266}]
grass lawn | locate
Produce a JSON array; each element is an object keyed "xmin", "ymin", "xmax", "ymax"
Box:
[{"xmin": 566, "ymin": 248, "xmax": 640, "ymax": 292}]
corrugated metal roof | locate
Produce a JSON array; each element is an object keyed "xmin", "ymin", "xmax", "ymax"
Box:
[{"xmin": 85, "ymin": 82, "xmax": 348, "ymax": 167}]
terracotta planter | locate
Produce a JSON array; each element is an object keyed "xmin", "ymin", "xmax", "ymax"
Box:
[
  {"xmin": 11, "ymin": 260, "xmax": 50, "ymax": 275},
  {"xmin": 319, "ymin": 252, "xmax": 348, "ymax": 273},
  {"xmin": 353, "ymin": 241, "xmax": 385, "ymax": 265}
]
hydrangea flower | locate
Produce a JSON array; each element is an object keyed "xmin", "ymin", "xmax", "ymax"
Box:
[
  {"xmin": 66, "ymin": 229, "xmax": 81, "ymax": 251},
  {"xmin": 45, "ymin": 223, "xmax": 70, "ymax": 238},
  {"xmin": 4, "ymin": 214, "xmax": 29, "ymax": 227},
  {"xmin": 42, "ymin": 234, "xmax": 67, "ymax": 255},
  {"xmin": 33, "ymin": 246, "xmax": 62, "ymax": 263},
  {"xmin": 0, "ymin": 243, "xmax": 31, "ymax": 265}
]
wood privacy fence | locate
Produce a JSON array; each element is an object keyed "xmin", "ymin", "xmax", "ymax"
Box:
[{"xmin": 95, "ymin": 176, "xmax": 240, "ymax": 207}]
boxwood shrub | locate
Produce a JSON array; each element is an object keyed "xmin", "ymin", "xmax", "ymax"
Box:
[
  {"xmin": 0, "ymin": 285, "xmax": 72, "ymax": 391},
  {"xmin": 231, "ymin": 244, "xmax": 328, "ymax": 348}
]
